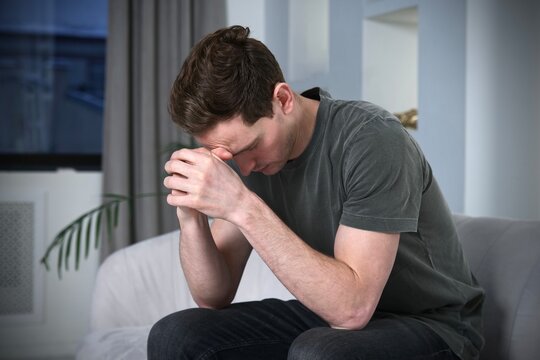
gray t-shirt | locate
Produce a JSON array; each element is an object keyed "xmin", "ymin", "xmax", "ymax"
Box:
[{"xmin": 233, "ymin": 88, "xmax": 484, "ymax": 360}]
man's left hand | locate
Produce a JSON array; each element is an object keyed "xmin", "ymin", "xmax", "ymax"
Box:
[{"xmin": 164, "ymin": 147, "xmax": 248, "ymax": 222}]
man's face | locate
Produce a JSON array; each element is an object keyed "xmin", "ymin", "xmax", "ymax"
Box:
[{"xmin": 196, "ymin": 113, "xmax": 296, "ymax": 177}]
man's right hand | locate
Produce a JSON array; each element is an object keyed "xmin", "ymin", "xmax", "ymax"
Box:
[
  {"xmin": 170, "ymin": 185, "xmax": 207, "ymax": 228},
  {"xmin": 165, "ymin": 150, "xmax": 208, "ymax": 228}
]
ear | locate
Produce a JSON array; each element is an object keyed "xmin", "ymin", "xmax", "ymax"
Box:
[{"xmin": 273, "ymin": 83, "xmax": 294, "ymax": 115}]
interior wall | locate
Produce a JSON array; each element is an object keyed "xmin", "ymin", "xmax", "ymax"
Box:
[
  {"xmin": 327, "ymin": 0, "xmax": 363, "ymax": 100},
  {"xmin": 359, "ymin": 0, "xmax": 468, "ymax": 213},
  {"xmin": 465, "ymin": 0, "xmax": 540, "ymax": 220},
  {"xmin": 0, "ymin": 171, "xmax": 101, "ymax": 359},
  {"xmin": 226, "ymin": 0, "xmax": 266, "ymax": 41},
  {"xmin": 226, "ymin": 0, "xmax": 540, "ymax": 220},
  {"xmin": 362, "ymin": 10, "xmax": 418, "ymax": 113}
]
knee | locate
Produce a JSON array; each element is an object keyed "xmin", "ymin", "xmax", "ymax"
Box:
[
  {"xmin": 288, "ymin": 327, "xmax": 365, "ymax": 360},
  {"xmin": 147, "ymin": 308, "xmax": 215, "ymax": 360},
  {"xmin": 288, "ymin": 328, "xmax": 331, "ymax": 360}
]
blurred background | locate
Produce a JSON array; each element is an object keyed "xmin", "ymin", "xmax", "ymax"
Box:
[{"xmin": 0, "ymin": 0, "xmax": 538, "ymax": 358}]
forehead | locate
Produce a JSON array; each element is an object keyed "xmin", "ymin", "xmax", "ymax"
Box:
[{"xmin": 196, "ymin": 116, "xmax": 256, "ymax": 151}]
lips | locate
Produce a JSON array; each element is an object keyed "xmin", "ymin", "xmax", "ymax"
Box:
[{"xmin": 254, "ymin": 164, "xmax": 267, "ymax": 172}]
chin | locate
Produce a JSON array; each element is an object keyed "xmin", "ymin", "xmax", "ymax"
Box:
[{"xmin": 261, "ymin": 164, "xmax": 283, "ymax": 176}]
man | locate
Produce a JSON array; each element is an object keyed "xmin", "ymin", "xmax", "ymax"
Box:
[{"xmin": 148, "ymin": 25, "xmax": 484, "ymax": 360}]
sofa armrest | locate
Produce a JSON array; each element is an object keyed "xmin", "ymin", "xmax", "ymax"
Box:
[
  {"xmin": 89, "ymin": 230, "xmax": 196, "ymax": 330},
  {"xmin": 454, "ymin": 215, "xmax": 540, "ymax": 360}
]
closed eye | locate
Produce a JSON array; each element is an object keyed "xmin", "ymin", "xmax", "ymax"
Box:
[{"xmin": 234, "ymin": 138, "xmax": 258, "ymax": 156}]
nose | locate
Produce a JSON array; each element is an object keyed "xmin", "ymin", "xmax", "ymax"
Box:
[{"xmin": 236, "ymin": 157, "xmax": 256, "ymax": 176}]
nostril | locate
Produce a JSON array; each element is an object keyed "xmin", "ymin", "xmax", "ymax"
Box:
[{"xmin": 238, "ymin": 160, "xmax": 256, "ymax": 176}]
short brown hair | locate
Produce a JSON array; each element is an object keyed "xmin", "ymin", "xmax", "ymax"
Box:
[{"xmin": 169, "ymin": 25, "xmax": 285, "ymax": 135}]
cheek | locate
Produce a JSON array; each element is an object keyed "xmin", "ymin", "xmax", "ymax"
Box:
[
  {"xmin": 260, "ymin": 134, "xmax": 282, "ymax": 157},
  {"xmin": 233, "ymin": 152, "xmax": 251, "ymax": 164}
]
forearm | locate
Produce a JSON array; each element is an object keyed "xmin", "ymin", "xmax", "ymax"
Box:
[
  {"xmin": 163, "ymin": 148, "xmax": 391, "ymax": 324},
  {"xmin": 178, "ymin": 214, "xmax": 236, "ymax": 308},
  {"xmin": 231, "ymin": 194, "xmax": 375, "ymax": 329}
]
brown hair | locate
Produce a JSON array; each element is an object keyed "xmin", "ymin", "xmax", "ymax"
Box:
[{"xmin": 169, "ymin": 25, "xmax": 285, "ymax": 135}]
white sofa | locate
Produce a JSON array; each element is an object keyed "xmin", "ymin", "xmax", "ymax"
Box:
[
  {"xmin": 77, "ymin": 215, "xmax": 540, "ymax": 360},
  {"xmin": 76, "ymin": 230, "xmax": 293, "ymax": 360}
]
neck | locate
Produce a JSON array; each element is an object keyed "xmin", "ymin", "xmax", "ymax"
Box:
[{"xmin": 289, "ymin": 92, "xmax": 320, "ymax": 160}]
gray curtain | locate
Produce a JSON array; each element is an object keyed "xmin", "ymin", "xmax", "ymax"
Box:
[{"xmin": 101, "ymin": 0, "xmax": 226, "ymax": 259}]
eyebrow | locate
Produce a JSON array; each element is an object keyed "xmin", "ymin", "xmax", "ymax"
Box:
[{"xmin": 233, "ymin": 138, "xmax": 258, "ymax": 156}]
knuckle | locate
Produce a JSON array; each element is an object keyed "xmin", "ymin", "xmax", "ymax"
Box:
[{"xmin": 171, "ymin": 148, "xmax": 185, "ymax": 159}]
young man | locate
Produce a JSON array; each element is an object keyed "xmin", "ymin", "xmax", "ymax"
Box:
[{"xmin": 149, "ymin": 25, "xmax": 484, "ymax": 360}]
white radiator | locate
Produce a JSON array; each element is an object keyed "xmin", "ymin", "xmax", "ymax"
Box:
[{"xmin": 0, "ymin": 190, "xmax": 45, "ymax": 325}]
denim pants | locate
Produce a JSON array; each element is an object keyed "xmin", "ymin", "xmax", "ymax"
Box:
[{"xmin": 147, "ymin": 298, "xmax": 458, "ymax": 360}]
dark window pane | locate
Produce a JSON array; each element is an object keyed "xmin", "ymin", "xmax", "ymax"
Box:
[{"xmin": 0, "ymin": 0, "xmax": 107, "ymax": 170}]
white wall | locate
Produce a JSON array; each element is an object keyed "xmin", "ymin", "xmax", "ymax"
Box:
[
  {"xmin": 362, "ymin": 0, "xmax": 467, "ymax": 213},
  {"xmin": 327, "ymin": 0, "xmax": 363, "ymax": 100},
  {"xmin": 0, "ymin": 171, "xmax": 101, "ymax": 359},
  {"xmin": 262, "ymin": 0, "xmax": 332, "ymax": 92},
  {"xmin": 226, "ymin": 0, "xmax": 266, "ymax": 41},
  {"xmin": 288, "ymin": 0, "xmax": 329, "ymax": 83},
  {"xmin": 231, "ymin": 0, "xmax": 540, "ymax": 220},
  {"xmin": 362, "ymin": 8, "xmax": 418, "ymax": 114},
  {"xmin": 465, "ymin": 0, "xmax": 540, "ymax": 220}
]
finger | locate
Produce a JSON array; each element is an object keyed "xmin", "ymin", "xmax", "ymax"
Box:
[
  {"xmin": 163, "ymin": 174, "xmax": 192, "ymax": 193},
  {"xmin": 210, "ymin": 147, "xmax": 233, "ymax": 161},
  {"xmin": 170, "ymin": 174, "xmax": 188, "ymax": 195},
  {"xmin": 167, "ymin": 192, "xmax": 194, "ymax": 208},
  {"xmin": 164, "ymin": 159, "xmax": 193, "ymax": 176}
]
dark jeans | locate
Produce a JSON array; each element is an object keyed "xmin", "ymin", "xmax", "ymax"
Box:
[{"xmin": 147, "ymin": 298, "xmax": 458, "ymax": 360}]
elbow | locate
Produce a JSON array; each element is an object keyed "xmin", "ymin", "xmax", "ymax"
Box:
[
  {"xmin": 194, "ymin": 298, "xmax": 231, "ymax": 310},
  {"xmin": 193, "ymin": 291, "xmax": 235, "ymax": 310},
  {"xmin": 330, "ymin": 306, "xmax": 374, "ymax": 330}
]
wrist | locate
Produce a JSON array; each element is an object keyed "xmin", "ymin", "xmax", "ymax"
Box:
[
  {"xmin": 177, "ymin": 207, "xmax": 209, "ymax": 230},
  {"xmin": 229, "ymin": 189, "xmax": 265, "ymax": 230}
]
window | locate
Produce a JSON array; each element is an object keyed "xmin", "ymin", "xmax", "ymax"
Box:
[{"xmin": 0, "ymin": 0, "xmax": 107, "ymax": 170}]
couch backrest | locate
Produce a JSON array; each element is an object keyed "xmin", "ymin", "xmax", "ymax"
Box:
[
  {"xmin": 91, "ymin": 215, "xmax": 540, "ymax": 360},
  {"xmin": 453, "ymin": 215, "xmax": 540, "ymax": 360}
]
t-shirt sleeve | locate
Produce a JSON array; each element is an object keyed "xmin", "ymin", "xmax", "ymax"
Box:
[{"xmin": 340, "ymin": 119, "xmax": 424, "ymax": 233}]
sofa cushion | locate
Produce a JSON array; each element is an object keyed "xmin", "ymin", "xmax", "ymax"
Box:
[{"xmin": 453, "ymin": 215, "xmax": 540, "ymax": 360}]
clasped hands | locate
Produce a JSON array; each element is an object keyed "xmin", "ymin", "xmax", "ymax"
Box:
[{"xmin": 163, "ymin": 147, "xmax": 247, "ymax": 222}]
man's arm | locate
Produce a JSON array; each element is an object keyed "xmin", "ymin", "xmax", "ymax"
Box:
[
  {"xmin": 165, "ymin": 148, "xmax": 399, "ymax": 329},
  {"xmin": 178, "ymin": 213, "xmax": 252, "ymax": 309},
  {"xmin": 235, "ymin": 192, "xmax": 399, "ymax": 329}
]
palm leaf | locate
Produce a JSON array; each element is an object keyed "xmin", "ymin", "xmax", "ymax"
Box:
[
  {"xmin": 105, "ymin": 203, "xmax": 113, "ymax": 242},
  {"xmin": 57, "ymin": 234, "xmax": 64, "ymax": 279},
  {"xmin": 40, "ymin": 199, "xmax": 119, "ymax": 277},
  {"xmin": 64, "ymin": 225, "xmax": 75, "ymax": 271},
  {"xmin": 75, "ymin": 218, "xmax": 83, "ymax": 270},
  {"xmin": 94, "ymin": 206, "xmax": 104, "ymax": 250},
  {"xmin": 113, "ymin": 200, "xmax": 120, "ymax": 227},
  {"xmin": 85, "ymin": 214, "xmax": 93, "ymax": 259},
  {"xmin": 41, "ymin": 191, "xmax": 170, "ymax": 277}
]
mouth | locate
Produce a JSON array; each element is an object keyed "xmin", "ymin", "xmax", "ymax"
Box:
[
  {"xmin": 261, "ymin": 164, "xmax": 280, "ymax": 175},
  {"xmin": 254, "ymin": 164, "xmax": 268, "ymax": 172}
]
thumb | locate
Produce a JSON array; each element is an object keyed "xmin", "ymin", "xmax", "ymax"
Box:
[{"xmin": 211, "ymin": 147, "xmax": 233, "ymax": 161}]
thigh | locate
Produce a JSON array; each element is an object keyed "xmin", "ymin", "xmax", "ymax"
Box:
[
  {"xmin": 288, "ymin": 316, "xmax": 457, "ymax": 360},
  {"xmin": 147, "ymin": 298, "xmax": 327, "ymax": 360}
]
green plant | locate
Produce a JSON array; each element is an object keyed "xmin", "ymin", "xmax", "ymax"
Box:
[
  {"xmin": 41, "ymin": 140, "xmax": 192, "ymax": 278},
  {"xmin": 40, "ymin": 193, "xmax": 164, "ymax": 278}
]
